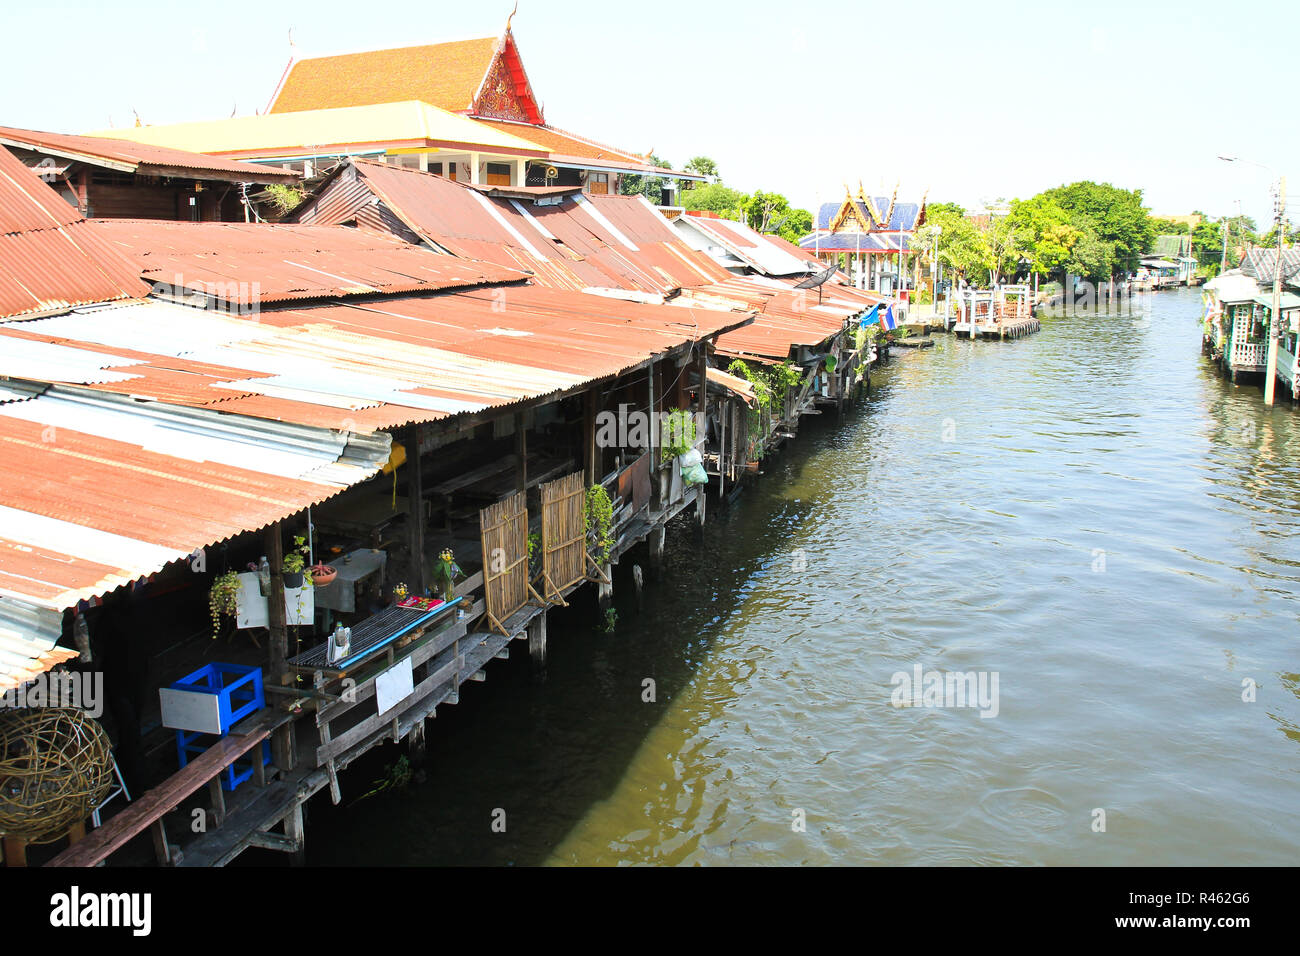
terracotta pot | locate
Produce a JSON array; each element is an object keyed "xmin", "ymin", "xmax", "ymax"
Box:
[{"xmin": 310, "ymin": 565, "xmax": 337, "ymax": 586}]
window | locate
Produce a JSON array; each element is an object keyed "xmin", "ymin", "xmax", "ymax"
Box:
[
  {"xmin": 486, "ymin": 162, "xmax": 511, "ymax": 186},
  {"xmin": 586, "ymin": 172, "xmax": 609, "ymax": 195},
  {"xmin": 429, "ymin": 162, "xmax": 444, "ymax": 176}
]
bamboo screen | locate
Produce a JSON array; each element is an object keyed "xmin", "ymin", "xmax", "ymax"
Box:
[
  {"xmin": 539, "ymin": 471, "xmax": 586, "ymax": 602},
  {"xmin": 478, "ymin": 491, "xmax": 530, "ymax": 635}
]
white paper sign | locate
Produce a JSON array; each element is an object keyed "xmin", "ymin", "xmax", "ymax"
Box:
[
  {"xmin": 159, "ymin": 687, "xmax": 224, "ymax": 734},
  {"xmin": 375, "ymin": 656, "xmax": 414, "ymax": 716}
]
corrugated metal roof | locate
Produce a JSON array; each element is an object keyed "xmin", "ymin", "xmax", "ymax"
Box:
[
  {"xmin": 0, "ymin": 287, "xmax": 749, "ymax": 431},
  {"xmin": 674, "ymin": 214, "xmax": 820, "ymax": 277},
  {"xmin": 0, "ymin": 596, "xmax": 78, "ymax": 692},
  {"xmin": 678, "ymin": 277, "xmax": 873, "ymax": 361},
  {"xmin": 0, "ymin": 400, "xmax": 392, "ymax": 614},
  {"xmin": 0, "ymin": 125, "xmax": 301, "ymax": 184},
  {"xmin": 294, "ymin": 160, "xmax": 730, "ymax": 295},
  {"xmin": 0, "ymin": 144, "xmax": 147, "ymax": 319},
  {"xmin": 91, "ymin": 218, "xmax": 528, "ymax": 305}
]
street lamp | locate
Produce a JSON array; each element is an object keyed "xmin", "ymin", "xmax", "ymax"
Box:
[{"xmin": 1220, "ymin": 155, "xmax": 1287, "ymax": 406}]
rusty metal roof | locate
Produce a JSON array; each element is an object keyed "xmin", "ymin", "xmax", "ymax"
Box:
[
  {"xmin": 91, "ymin": 218, "xmax": 528, "ymax": 305},
  {"xmin": 0, "ymin": 286, "xmax": 749, "ymax": 432},
  {"xmin": 0, "ymin": 125, "xmax": 300, "ymax": 184},
  {"xmin": 0, "ymin": 393, "xmax": 391, "ymax": 614},
  {"xmin": 674, "ymin": 214, "xmax": 823, "ymax": 278},
  {"xmin": 294, "ymin": 160, "xmax": 730, "ymax": 295},
  {"xmin": 678, "ymin": 277, "xmax": 876, "ymax": 361},
  {"xmin": 0, "ymin": 145, "xmax": 147, "ymax": 319}
]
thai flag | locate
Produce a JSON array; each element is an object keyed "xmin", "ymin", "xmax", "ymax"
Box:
[{"xmin": 880, "ymin": 305, "xmax": 898, "ymax": 331}]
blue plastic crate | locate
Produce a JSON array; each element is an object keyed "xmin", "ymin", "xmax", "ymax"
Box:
[
  {"xmin": 176, "ymin": 731, "xmax": 271, "ymax": 792},
  {"xmin": 169, "ymin": 662, "xmax": 268, "ymax": 792}
]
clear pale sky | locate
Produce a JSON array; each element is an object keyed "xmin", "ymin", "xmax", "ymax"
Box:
[{"xmin": 2, "ymin": 0, "xmax": 1292, "ymax": 225}]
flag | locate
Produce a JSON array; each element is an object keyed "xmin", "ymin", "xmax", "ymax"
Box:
[
  {"xmin": 881, "ymin": 305, "xmax": 898, "ymax": 332},
  {"xmin": 860, "ymin": 304, "xmax": 881, "ymax": 326}
]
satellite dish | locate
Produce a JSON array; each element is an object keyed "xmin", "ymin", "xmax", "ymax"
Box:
[{"xmin": 792, "ymin": 261, "xmax": 840, "ymax": 303}]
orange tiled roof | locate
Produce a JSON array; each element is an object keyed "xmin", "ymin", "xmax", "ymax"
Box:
[
  {"xmin": 270, "ymin": 37, "xmax": 498, "ymax": 114},
  {"xmin": 469, "ymin": 118, "xmax": 646, "ymax": 165}
]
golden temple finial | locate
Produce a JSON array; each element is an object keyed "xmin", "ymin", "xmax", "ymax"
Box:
[{"xmin": 506, "ymin": 1, "xmax": 518, "ymax": 33}]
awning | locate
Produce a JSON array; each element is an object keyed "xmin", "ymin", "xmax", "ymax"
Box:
[{"xmin": 706, "ymin": 366, "xmax": 757, "ymax": 405}]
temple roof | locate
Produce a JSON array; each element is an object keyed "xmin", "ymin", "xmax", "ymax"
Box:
[
  {"xmin": 268, "ymin": 31, "xmax": 544, "ymax": 125},
  {"xmin": 816, "ymin": 197, "xmax": 925, "ymax": 233}
]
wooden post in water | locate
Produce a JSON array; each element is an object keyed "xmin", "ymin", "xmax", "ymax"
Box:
[
  {"xmin": 408, "ymin": 718, "xmax": 427, "ymax": 763},
  {"xmin": 648, "ymin": 524, "xmax": 665, "ymax": 575},
  {"xmin": 284, "ymin": 802, "xmax": 306, "ymax": 866},
  {"xmin": 528, "ymin": 608, "xmax": 548, "ymax": 669}
]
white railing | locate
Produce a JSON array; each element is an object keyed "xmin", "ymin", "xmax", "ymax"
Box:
[{"xmin": 1231, "ymin": 338, "xmax": 1267, "ymax": 368}]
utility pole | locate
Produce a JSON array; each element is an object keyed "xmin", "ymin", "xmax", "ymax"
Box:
[{"xmin": 1265, "ymin": 176, "xmax": 1286, "ymax": 406}]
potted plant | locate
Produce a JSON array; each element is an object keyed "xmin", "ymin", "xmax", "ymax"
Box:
[
  {"xmin": 309, "ymin": 563, "xmax": 337, "ymax": 586},
  {"xmin": 281, "ymin": 534, "xmax": 311, "ymax": 589},
  {"xmin": 431, "ymin": 549, "xmax": 462, "ymax": 604},
  {"xmin": 209, "ymin": 571, "xmax": 241, "ymax": 640}
]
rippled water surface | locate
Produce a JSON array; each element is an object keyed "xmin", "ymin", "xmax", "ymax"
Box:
[{"xmin": 308, "ymin": 288, "xmax": 1300, "ymax": 866}]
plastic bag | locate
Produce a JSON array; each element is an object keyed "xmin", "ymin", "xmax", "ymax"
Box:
[{"xmin": 678, "ymin": 448, "xmax": 708, "ymax": 486}]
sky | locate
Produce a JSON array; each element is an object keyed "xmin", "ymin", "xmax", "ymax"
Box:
[{"xmin": 1, "ymin": 0, "xmax": 1294, "ymax": 226}]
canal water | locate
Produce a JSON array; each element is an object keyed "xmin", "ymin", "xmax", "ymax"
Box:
[{"xmin": 306, "ymin": 287, "xmax": 1300, "ymax": 866}]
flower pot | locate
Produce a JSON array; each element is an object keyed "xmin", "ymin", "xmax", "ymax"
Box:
[
  {"xmin": 283, "ymin": 570, "xmax": 304, "ymax": 589},
  {"xmin": 310, "ymin": 565, "xmax": 337, "ymax": 586}
]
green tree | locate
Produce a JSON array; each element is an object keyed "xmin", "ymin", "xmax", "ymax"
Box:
[
  {"xmin": 683, "ymin": 156, "xmax": 720, "ymax": 182},
  {"xmin": 1150, "ymin": 217, "xmax": 1190, "ymax": 235},
  {"xmin": 743, "ymin": 190, "xmax": 814, "ymax": 243},
  {"xmin": 681, "ymin": 182, "xmax": 748, "ymax": 220},
  {"xmin": 1192, "ymin": 219, "xmax": 1224, "ymax": 268},
  {"xmin": 923, "ymin": 203, "xmax": 991, "ymax": 282},
  {"xmin": 1006, "ymin": 195, "xmax": 1080, "ymax": 280},
  {"xmin": 1041, "ymin": 181, "xmax": 1155, "ymax": 276},
  {"xmin": 982, "ymin": 215, "xmax": 1028, "ymax": 285},
  {"xmin": 1063, "ymin": 227, "xmax": 1115, "ymax": 281},
  {"xmin": 620, "ymin": 153, "xmax": 672, "ymax": 202}
]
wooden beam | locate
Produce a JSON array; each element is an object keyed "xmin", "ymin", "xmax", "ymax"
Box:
[
  {"xmin": 514, "ymin": 411, "xmax": 527, "ymax": 494},
  {"xmin": 583, "ymin": 388, "xmax": 598, "ymax": 486},
  {"xmin": 408, "ymin": 425, "xmax": 426, "ymax": 596},
  {"xmin": 264, "ymin": 522, "xmax": 293, "ymax": 771}
]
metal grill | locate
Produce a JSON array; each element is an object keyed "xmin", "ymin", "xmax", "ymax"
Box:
[{"xmin": 289, "ymin": 600, "xmax": 458, "ymax": 669}]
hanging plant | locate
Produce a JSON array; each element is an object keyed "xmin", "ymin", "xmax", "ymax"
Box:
[
  {"xmin": 585, "ymin": 485, "xmax": 614, "ymax": 567},
  {"xmin": 660, "ymin": 408, "xmax": 696, "ymax": 462},
  {"xmin": 281, "ymin": 534, "xmax": 312, "ymax": 588},
  {"xmin": 209, "ymin": 571, "xmax": 241, "ymax": 640},
  {"xmin": 431, "ymin": 548, "xmax": 462, "ymax": 603},
  {"xmin": 527, "ymin": 532, "xmax": 543, "ymax": 578}
]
